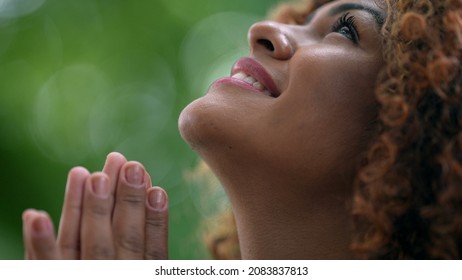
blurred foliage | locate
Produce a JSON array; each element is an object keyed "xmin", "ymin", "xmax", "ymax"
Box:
[{"xmin": 0, "ymin": 0, "xmax": 281, "ymax": 259}]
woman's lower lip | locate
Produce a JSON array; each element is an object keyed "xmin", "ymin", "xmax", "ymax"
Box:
[{"xmin": 212, "ymin": 77, "xmax": 269, "ymax": 96}]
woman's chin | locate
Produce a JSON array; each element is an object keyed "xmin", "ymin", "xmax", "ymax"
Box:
[
  {"xmin": 178, "ymin": 96, "xmax": 226, "ymax": 152},
  {"xmin": 178, "ymin": 98, "xmax": 204, "ymax": 150}
]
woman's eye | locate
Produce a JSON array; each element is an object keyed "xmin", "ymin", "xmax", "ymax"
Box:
[
  {"xmin": 331, "ymin": 13, "xmax": 360, "ymax": 44},
  {"xmin": 338, "ymin": 26, "xmax": 353, "ymax": 38}
]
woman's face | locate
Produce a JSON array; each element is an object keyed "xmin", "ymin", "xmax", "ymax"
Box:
[{"xmin": 179, "ymin": 0, "xmax": 385, "ymax": 194}]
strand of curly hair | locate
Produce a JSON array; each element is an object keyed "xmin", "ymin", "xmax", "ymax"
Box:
[{"xmin": 352, "ymin": 0, "xmax": 462, "ymax": 259}]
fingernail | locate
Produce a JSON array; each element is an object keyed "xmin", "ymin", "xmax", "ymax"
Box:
[
  {"xmin": 91, "ymin": 175, "xmax": 109, "ymax": 198},
  {"xmin": 125, "ymin": 163, "xmax": 144, "ymax": 186},
  {"xmin": 148, "ymin": 188, "xmax": 166, "ymax": 210},
  {"xmin": 32, "ymin": 216, "xmax": 51, "ymax": 234}
]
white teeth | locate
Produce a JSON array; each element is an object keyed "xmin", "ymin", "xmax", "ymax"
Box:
[
  {"xmin": 244, "ymin": 76, "xmax": 257, "ymax": 84},
  {"xmin": 252, "ymin": 81, "xmax": 264, "ymax": 91},
  {"xmin": 232, "ymin": 72, "xmax": 247, "ymax": 80},
  {"xmin": 232, "ymin": 71, "xmax": 271, "ymax": 95}
]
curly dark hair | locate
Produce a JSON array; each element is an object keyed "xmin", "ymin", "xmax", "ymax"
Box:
[
  {"xmin": 352, "ymin": 0, "xmax": 462, "ymax": 259},
  {"xmin": 205, "ymin": 0, "xmax": 462, "ymax": 259}
]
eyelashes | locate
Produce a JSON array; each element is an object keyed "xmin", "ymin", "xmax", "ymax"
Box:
[
  {"xmin": 302, "ymin": 11, "xmax": 362, "ymax": 45},
  {"xmin": 331, "ymin": 13, "xmax": 360, "ymax": 44}
]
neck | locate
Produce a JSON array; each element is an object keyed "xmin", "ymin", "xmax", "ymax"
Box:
[
  {"xmin": 235, "ymin": 196, "xmax": 354, "ymax": 259},
  {"xmin": 217, "ymin": 173, "xmax": 355, "ymax": 259}
]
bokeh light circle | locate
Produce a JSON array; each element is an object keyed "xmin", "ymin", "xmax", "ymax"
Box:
[
  {"xmin": 32, "ymin": 64, "xmax": 110, "ymax": 163},
  {"xmin": 0, "ymin": 0, "xmax": 46, "ymax": 18}
]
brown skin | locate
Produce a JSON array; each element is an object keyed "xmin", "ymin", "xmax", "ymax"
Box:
[{"xmin": 179, "ymin": 0, "xmax": 385, "ymax": 259}]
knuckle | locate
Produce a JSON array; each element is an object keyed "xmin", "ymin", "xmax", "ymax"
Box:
[
  {"xmin": 69, "ymin": 203, "xmax": 82, "ymax": 216},
  {"xmin": 85, "ymin": 203, "xmax": 109, "ymax": 218},
  {"xmin": 118, "ymin": 192, "xmax": 145, "ymax": 207},
  {"xmin": 145, "ymin": 250, "xmax": 167, "ymax": 260},
  {"xmin": 146, "ymin": 217, "xmax": 167, "ymax": 229},
  {"xmin": 58, "ymin": 240, "xmax": 80, "ymax": 252},
  {"xmin": 116, "ymin": 232, "xmax": 144, "ymax": 254},
  {"xmin": 88, "ymin": 244, "xmax": 114, "ymax": 259}
]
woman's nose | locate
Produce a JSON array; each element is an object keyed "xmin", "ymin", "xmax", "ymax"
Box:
[{"xmin": 248, "ymin": 21, "xmax": 296, "ymax": 60}]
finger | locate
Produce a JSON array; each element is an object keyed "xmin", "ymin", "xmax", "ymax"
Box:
[
  {"xmin": 81, "ymin": 172, "xmax": 115, "ymax": 259},
  {"xmin": 24, "ymin": 211, "xmax": 60, "ymax": 259},
  {"xmin": 145, "ymin": 187, "xmax": 169, "ymax": 259},
  {"xmin": 56, "ymin": 167, "xmax": 89, "ymax": 259},
  {"xmin": 102, "ymin": 152, "xmax": 127, "ymax": 196},
  {"xmin": 112, "ymin": 161, "xmax": 147, "ymax": 259},
  {"xmin": 22, "ymin": 209, "xmax": 35, "ymax": 260}
]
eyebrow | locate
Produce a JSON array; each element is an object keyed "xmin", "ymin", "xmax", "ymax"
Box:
[{"xmin": 329, "ymin": 3, "xmax": 385, "ymax": 27}]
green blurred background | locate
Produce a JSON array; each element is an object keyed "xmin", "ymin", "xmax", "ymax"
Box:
[{"xmin": 0, "ymin": 0, "xmax": 280, "ymax": 259}]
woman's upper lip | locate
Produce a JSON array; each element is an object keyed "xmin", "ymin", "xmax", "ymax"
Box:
[{"xmin": 231, "ymin": 57, "xmax": 281, "ymax": 97}]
